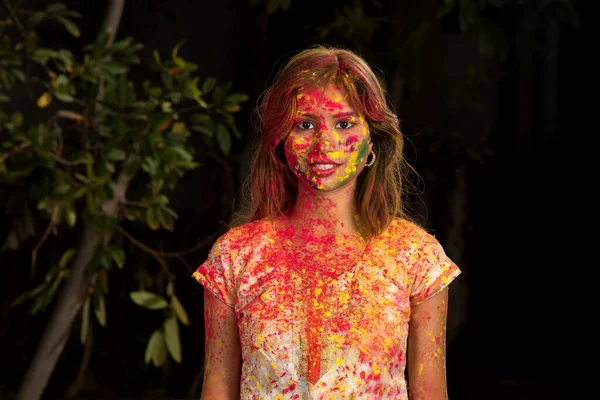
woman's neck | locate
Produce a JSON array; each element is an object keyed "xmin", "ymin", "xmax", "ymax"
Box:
[{"xmin": 286, "ymin": 182, "xmax": 361, "ymax": 237}]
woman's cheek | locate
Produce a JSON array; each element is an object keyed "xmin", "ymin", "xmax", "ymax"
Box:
[
  {"xmin": 284, "ymin": 135, "xmax": 309, "ymax": 170},
  {"xmin": 341, "ymin": 137, "xmax": 370, "ymax": 180}
]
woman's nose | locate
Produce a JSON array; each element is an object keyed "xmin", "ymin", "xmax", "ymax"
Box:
[{"xmin": 311, "ymin": 126, "xmax": 334, "ymax": 151}]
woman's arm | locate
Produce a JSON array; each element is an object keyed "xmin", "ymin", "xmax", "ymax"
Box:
[
  {"xmin": 200, "ymin": 290, "xmax": 242, "ymax": 400},
  {"xmin": 407, "ymin": 287, "xmax": 450, "ymax": 400}
]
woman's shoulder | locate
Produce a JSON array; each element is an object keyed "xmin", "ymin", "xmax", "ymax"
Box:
[
  {"xmin": 382, "ymin": 218, "xmax": 446, "ymax": 255},
  {"xmin": 383, "ymin": 218, "xmax": 431, "ymax": 242},
  {"xmin": 214, "ymin": 218, "xmax": 274, "ymax": 249}
]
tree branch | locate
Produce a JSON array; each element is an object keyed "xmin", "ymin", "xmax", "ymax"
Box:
[
  {"xmin": 117, "ymin": 225, "xmax": 214, "ymax": 258},
  {"xmin": 31, "ymin": 206, "xmax": 57, "ymax": 278},
  {"xmin": 96, "ymin": 0, "xmax": 126, "ymax": 106},
  {"xmin": 1, "ymin": 0, "xmax": 26, "ymax": 40},
  {"xmin": 34, "ymin": 149, "xmax": 84, "ymax": 166},
  {"xmin": 0, "ymin": 141, "xmax": 32, "ymax": 164},
  {"xmin": 116, "ymin": 225, "xmax": 170, "ymax": 276}
]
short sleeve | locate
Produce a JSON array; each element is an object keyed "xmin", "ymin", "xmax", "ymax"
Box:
[
  {"xmin": 409, "ymin": 232, "xmax": 461, "ymax": 306},
  {"xmin": 192, "ymin": 236, "xmax": 236, "ymax": 308}
]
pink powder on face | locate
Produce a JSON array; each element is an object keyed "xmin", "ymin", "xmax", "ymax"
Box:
[
  {"xmin": 300, "ymin": 86, "xmax": 345, "ymax": 114},
  {"xmin": 344, "ymin": 135, "xmax": 360, "ymax": 147}
]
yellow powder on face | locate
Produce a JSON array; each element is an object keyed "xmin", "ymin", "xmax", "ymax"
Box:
[{"xmin": 342, "ymin": 148, "xmax": 360, "ymax": 178}]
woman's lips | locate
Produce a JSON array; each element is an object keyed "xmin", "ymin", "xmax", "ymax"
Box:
[{"xmin": 309, "ymin": 163, "xmax": 339, "ymax": 177}]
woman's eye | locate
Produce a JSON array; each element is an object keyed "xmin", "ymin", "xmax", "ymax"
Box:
[
  {"xmin": 297, "ymin": 121, "xmax": 315, "ymax": 130},
  {"xmin": 336, "ymin": 121, "xmax": 354, "ymax": 130}
]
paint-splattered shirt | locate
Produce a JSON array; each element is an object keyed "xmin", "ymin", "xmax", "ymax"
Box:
[{"xmin": 193, "ymin": 218, "xmax": 461, "ymax": 399}]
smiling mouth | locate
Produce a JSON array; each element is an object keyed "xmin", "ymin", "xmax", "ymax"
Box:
[
  {"xmin": 311, "ymin": 163, "xmax": 338, "ymax": 170},
  {"xmin": 308, "ymin": 163, "xmax": 339, "ymax": 177}
]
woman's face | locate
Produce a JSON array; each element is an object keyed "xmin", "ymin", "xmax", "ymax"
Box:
[{"xmin": 284, "ymin": 84, "xmax": 373, "ymax": 192}]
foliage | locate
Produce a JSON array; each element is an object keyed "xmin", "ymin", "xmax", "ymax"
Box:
[
  {"xmin": 0, "ymin": 2, "xmax": 247, "ymax": 367},
  {"xmin": 130, "ymin": 282, "xmax": 190, "ymax": 366}
]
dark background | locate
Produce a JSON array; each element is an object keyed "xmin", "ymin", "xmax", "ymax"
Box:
[{"xmin": 0, "ymin": 0, "xmax": 588, "ymax": 399}]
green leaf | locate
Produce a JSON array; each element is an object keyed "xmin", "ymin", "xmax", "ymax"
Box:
[
  {"xmin": 202, "ymin": 77, "xmax": 217, "ymax": 94},
  {"xmin": 169, "ymin": 146, "xmax": 193, "ymax": 162},
  {"xmin": 106, "ymin": 148, "xmax": 126, "ymax": 161},
  {"xmin": 54, "ymin": 92, "xmax": 74, "ymax": 103},
  {"xmin": 28, "ymin": 124, "xmax": 46, "ymax": 146},
  {"xmin": 189, "ymin": 113, "xmax": 211, "ymax": 124},
  {"xmin": 58, "ymin": 49, "xmax": 75, "ymax": 66},
  {"xmin": 46, "ymin": 3, "xmax": 67, "ymax": 13},
  {"xmin": 94, "ymin": 291, "xmax": 107, "ymax": 327},
  {"xmin": 11, "ymin": 69, "xmax": 26, "ymax": 83},
  {"xmin": 32, "ymin": 278, "xmax": 61, "ymax": 315},
  {"xmin": 216, "ymin": 123, "xmax": 231, "ymax": 155},
  {"xmin": 145, "ymin": 329, "xmax": 161, "ymax": 364},
  {"xmin": 79, "ymin": 152, "xmax": 94, "ymax": 165},
  {"xmin": 104, "ymin": 161, "xmax": 115, "ymax": 173},
  {"xmin": 224, "ymin": 93, "xmax": 249, "ymax": 104},
  {"xmin": 124, "ymin": 157, "xmax": 140, "ymax": 177},
  {"xmin": 27, "ymin": 11, "xmax": 46, "ymax": 27},
  {"xmin": 54, "ymin": 184, "xmax": 71, "ymax": 196},
  {"xmin": 171, "ymin": 39, "xmax": 186, "ymax": 62},
  {"xmin": 93, "ymin": 28, "xmax": 111, "ymax": 53},
  {"xmin": 74, "ymin": 173, "xmax": 88, "ymax": 183},
  {"xmin": 99, "ymin": 61, "xmax": 128, "ymax": 75},
  {"xmin": 151, "ymin": 178, "xmax": 164, "ymax": 194},
  {"xmin": 98, "ymin": 251, "xmax": 112, "ymax": 270},
  {"xmin": 190, "ymin": 125, "xmax": 214, "ymax": 137},
  {"xmin": 32, "ymin": 48, "xmax": 59, "ymax": 61},
  {"xmin": 81, "ymin": 295, "xmax": 90, "ymax": 344},
  {"xmin": 171, "ymin": 295, "xmax": 190, "ymax": 326},
  {"xmin": 98, "ymin": 269, "xmax": 109, "ymax": 294},
  {"xmin": 56, "ymin": 16, "xmax": 80, "ymax": 37},
  {"xmin": 0, "ymin": 93, "xmax": 10, "ymax": 102},
  {"xmin": 65, "ymin": 203, "xmax": 77, "ymax": 227},
  {"xmin": 59, "ymin": 248, "xmax": 76, "ymax": 268},
  {"xmin": 11, "ymin": 283, "xmax": 47, "ymax": 308},
  {"xmin": 225, "ymin": 118, "xmax": 242, "ymax": 140},
  {"xmin": 110, "ymin": 246, "xmax": 125, "ymax": 269},
  {"xmin": 157, "ymin": 208, "xmax": 173, "ymax": 231},
  {"xmin": 153, "ymin": 50, "xmax": 161, "ymax": 65},
  {"xmin": 151, "ymin": 330, "xmax": 167, "ymax": 367},
  {"xmin": 130, "ymin": 291, "xmax": 169, "ymax": 310},
  {"xmin": 164, "ymin": 316, "xmax": 181, "ymax": 363},
  {"xmin": 9, "ymin": 112, "xmax": 24, "ymax": 130},
  {"xmin": 146, "ymin": 207, "xmax": 159, "ymax": 230}
]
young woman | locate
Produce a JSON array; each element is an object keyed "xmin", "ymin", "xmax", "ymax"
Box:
[{"xmin": 193, "ymin": 45, "xmax": 461, "ymax": 399}]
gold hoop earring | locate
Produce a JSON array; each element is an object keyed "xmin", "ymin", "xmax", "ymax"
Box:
[{"xmin": 365, "ymin": 150, "xmax": 376, "ymax": 167}]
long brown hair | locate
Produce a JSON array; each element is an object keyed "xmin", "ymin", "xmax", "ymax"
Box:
[{"xmin": 237, "ymin": 45, "xmax": 414, "ymax": 237}]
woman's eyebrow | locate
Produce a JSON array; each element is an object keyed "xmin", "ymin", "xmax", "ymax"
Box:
[
  {"xmin": 295, "ymin": 113, "xmax": 317, "ymax": 119},
  {"xmin": 332, "ymin": 111, "xmax": 357, "ymax": 118}
]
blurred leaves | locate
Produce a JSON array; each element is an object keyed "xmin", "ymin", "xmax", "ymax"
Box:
[
  {"xmin": 1, "ymin": 1, "xmax": 247, "ymax": 371},
  {"xmin": 130, "ymin": 291, "xmax": 169, "ymax": 310},
  {"xmin": 135, "ymin": 285, "xmax": 190, "ymax": 365}
]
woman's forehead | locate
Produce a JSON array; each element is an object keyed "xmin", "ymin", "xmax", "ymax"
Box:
[{"xmin": 295, "ymin": 84, "xmax": 354, "ymax": 113}]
